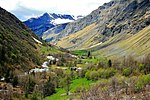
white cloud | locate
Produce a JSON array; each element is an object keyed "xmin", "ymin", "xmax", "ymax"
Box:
[{"xmin": 0, "ymin": 0, "xmax": 111, "ymax": 20}]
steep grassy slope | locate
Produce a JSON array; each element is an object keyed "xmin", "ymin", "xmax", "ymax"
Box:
[
  {"xmin": 0, "ymin": 7, "xmax": 42, "ymax": 76},
  {"xmin": 91, "ymin": 25, "xmax": 150, "ymax": 58},
  {"xmin": 57, "ymin": 23, "xmax": 100, "ymax": 49},
  {"xmin": 56, "ymin": 0, "xmax": 150, "ymax": 51}
]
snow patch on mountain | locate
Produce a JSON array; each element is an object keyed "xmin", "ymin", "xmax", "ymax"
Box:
[
  {"xmin": 24, "ymin": 13, "xmax": 83, "ymax": 38},
  {"xmin": 51, "ymin": 18, "xmax": 74, "ymax": 25}
]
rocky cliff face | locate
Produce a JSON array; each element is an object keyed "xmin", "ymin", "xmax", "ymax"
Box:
[
  {"xmin": 96, "ymin": 0, "xmax": 150, "ymax": 39},
  {"xmin": 56, "ymin": 0, "xmax": 150, "ymax": 48}
]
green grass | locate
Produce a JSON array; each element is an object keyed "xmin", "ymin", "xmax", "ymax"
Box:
[
  {"xmin": 82, "ymin": 58, "xmax": 99, "ymax": 63},
  {"xmin": 70, "ymin": 78, "xmax": 94, "ymax": 92},
  {"xmin": 44, "ymin": 78, "xmax": 94, "ymax": 100},
  {"xmin": 81, "ymin": 57, "xmax": 108, "ymax": 64},
  {"xmin": 72, "ymin": 50, "xmax": 88, "ymax": 56},
  {"xmin": 44, "ymin": 88, "xmax": 67, "ymax": 100},
  {"xmin": 40, "ymin": 46, "xmax": 63, "ymax": 55}
]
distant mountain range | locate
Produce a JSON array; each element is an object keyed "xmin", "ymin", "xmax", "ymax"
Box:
[
  {"xmin": 23, "ymin": 0, "xmax": 150, "ymax": 58},
  {"xmin": 24, "ymin": 13, "xmax": 83, "ymax": 38}
]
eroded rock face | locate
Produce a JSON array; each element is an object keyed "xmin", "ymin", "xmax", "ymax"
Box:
[{"xmin": 50, "ymin": 0, "xmax": 150, "ymax": 43}]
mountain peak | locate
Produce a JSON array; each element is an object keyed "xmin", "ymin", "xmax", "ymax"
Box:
[{"xmin": 24, "ymin": 12, "xmax": 82, "ymax": 37}]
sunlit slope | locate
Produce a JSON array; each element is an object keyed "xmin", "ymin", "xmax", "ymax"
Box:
[
  {"xmin": 92, "ymin": 25, "xmax": 150, "ymax": 58},
  {"xmin": 57, "ymin": 23, "xmax": 101, "ymax": 50}
]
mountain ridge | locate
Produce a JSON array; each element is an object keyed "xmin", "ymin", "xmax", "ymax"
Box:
[
  {"xmin": 56, "ymin": 0, "xmax": 150, "ymax": 58},
  {"xmin": 24, "ymin": 13, "xmax": 82, "ymax": 37},
  {"xmin": 56, "ymin": 0, "xmax": 150, "ymax": 40}
]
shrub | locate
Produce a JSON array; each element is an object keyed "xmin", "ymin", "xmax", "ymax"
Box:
[
  {"xmin": 90, "ymin": 71, "xmax": 99, "ymax": 81},
  {"xmin": 25, "ymin": 76, "xmax": 36, "ymax": 98},
  {"xmin": 122, "ymin": 68, "xmax": 132, "ymax": 77},
  {"xmin": 43, "ymin": 78, "xmax": 55, "ymax": 98},
  {"xmin": 134, "ymin": 74, "xmax": 150, "ymax": 93},
  {"xmin": 12, "ymin": 76, "xmax": 18, "ymax": 87},
  {"xmin": 138, "ymin": 64, "xmax": 145, "ymax": 72},
  {"xmin": 98, "ymin": 68, "xmax": 105, "ymax": 78},
  {"xmin": 86, "ymin": 63, "xmax": 95, "ymax": 70},
  {"xmin": 31, "ymin": 93, "xmax": 38, "ymax": 100},
  {"xmin": 135, "ymin": 80, "xmax": 144, "ymax": 92},
  {"xmin": 142, "ymin": 74, "xmax": 150, "ymax": 85},
  {"xmin": 77, "ymin": 69, "xmax": 86, "ymax": 78},
  {"xmin": 85, "ymin": 71, "xmax": 91, "ymax": 80},
  {"xmin": 53, "ymin": 68, "xmax": 64, "ymax": 78},
  {"xmin": 98, "ymin": 68, "xmax": 116, "ymax": 79}
]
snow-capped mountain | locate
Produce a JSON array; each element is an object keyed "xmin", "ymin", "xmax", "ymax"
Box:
[{"xmin": 24, "ymin": 13, "xmax": 82, "ymax": 37}]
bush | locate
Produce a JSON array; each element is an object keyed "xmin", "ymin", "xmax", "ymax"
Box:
[
  {"xmin": 25, "ymin": 76, "xmax": 36, "ymax": 98},
  {"xmin": 142, "ymin": 74, "xmax": 150, "ymax": 85},
  {"xmin": 138, "ymin": 64, "xmax": 145, "ymax": 72},
  {"xmin": 86, "ymin": 64, "xmax": 95, "ymax": 70},
  {"xmin": 77, "ymin": 69, "xmax": 86, "ymax": 78},
  {"xmin": 135, "ymin": 80, "xmax": 144, "ymax": 92},
  {"xmin": 134, "ymin": 74, "xmax": 150, "ymax": 93},
  {"xmin": 122, "ymin": 68, "xmax": 132, "ymax": 77},
  {"xmin": 85, "ymin": 71, "xmax": 91, "ymax": 80},
  {"xmin": 31, "ymin": 93, "xmax": 38, "ymax": 100},
  {"xmin": 43, "ymin": 79, "xmax": 55, "ymax": 98},
  {"xmin": 90, "ymin": 71, "xmax": 99, "ymax": 81},
  {"xmin": 98, "ymin": 68, "xmax": 105, "ymax": 78},
  {"xmin": 12, "ymin": 76, "xmax": 18, "ymax": 87},
  {"xmin": 98, "ymin": 68, "xmax": 116, "ymax": 79},
  {"xmin": 53, "ymin": 68, "xmax": 64, "ymax": 78}
]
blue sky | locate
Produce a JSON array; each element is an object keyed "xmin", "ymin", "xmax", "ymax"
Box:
[{"xmin": 0, "ymin": 0, "xmax": 111, "ymax": 21}]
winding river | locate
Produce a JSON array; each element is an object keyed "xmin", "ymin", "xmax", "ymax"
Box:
[{"xmin": 29, "ymin": 56, "xmax": 58, "ymax": 73}]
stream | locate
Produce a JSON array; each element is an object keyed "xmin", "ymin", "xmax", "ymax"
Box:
[{"xmin": 29, "ymin": 56, "xmax": 58, "ymax": 73}]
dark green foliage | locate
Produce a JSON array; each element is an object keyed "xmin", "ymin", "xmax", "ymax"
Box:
[
  {"xmin": 0, "ymin": 7, "xmax": 42, "ymax": 77},
  {"xmin": 25, "ymin": 76, "xmax": 36, "ymax": 98},
  {"xmin": 87, "ymin": 51, "xmax": 91, "ymax": 57},
  {"xmin": 108, "ymin": 59, "xmax": 112, "ymax": 67},
  {"xmin": 12, "ymin": 76, "xmax": 18, "ymax": 87},
  {"xmin": 138, "ymin": 64, "xmax": 145, "ymax": 72},
  {"xmin": 31, "ymin": 93, "xmax": 38, "ymax": 100},
  {"xmin": 4, "ymin": 69, "xmax": 13, "ymax": 83},
  {"xmin": 60, "ymin": 75, "xmax": 71, "ymax": 95},
  {"xmin": 43, "ymin": 78, "xmax": 55, "ymax": 98}
]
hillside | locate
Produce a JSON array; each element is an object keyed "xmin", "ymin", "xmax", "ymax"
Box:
[
  {"xmin": 91, "ymin": 25, "xmax": 150, "ymax": 58},
  {"xmin": 42, "ymin": 23, "xmax": 68, "ymax": 42},
  {"xmin": 0, "ymin": 7, "xmax": 42, "ymax": 77},
  {"xmin": 0, "ymin": 3, "xmax": 150, "ymax": 99},
  {"xmin": 56, "ymin": 0, "xmax": 150, "ymax": 57}
]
